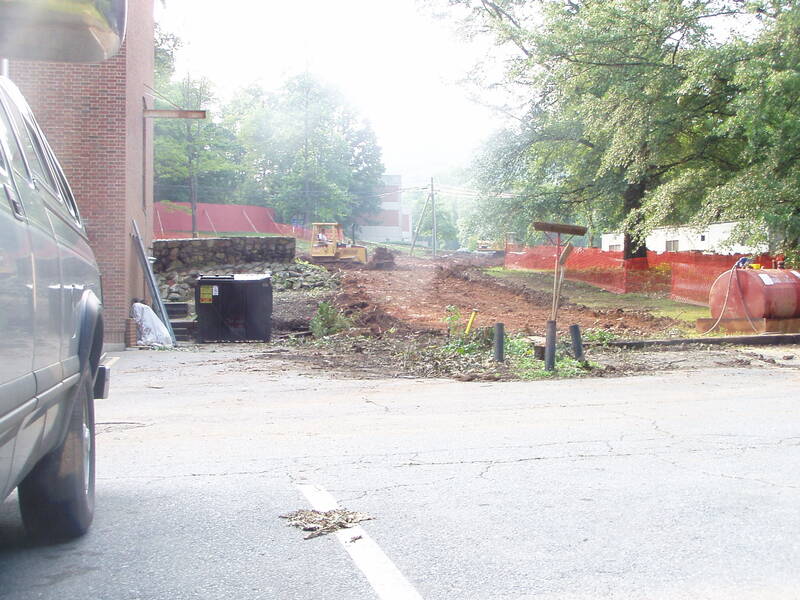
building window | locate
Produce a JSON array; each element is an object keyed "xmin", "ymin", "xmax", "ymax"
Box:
[
  {"xmin": 666, "ymin": 240, "xmax": 679, "ymax": 252},
  {"xmin": 609, "ymin": 244, "xmax": 622, "ymax": 252}
]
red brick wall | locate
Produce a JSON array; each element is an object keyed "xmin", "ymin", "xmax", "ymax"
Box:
[
  {"xmin": 125, "ymin": 1, "xmax": 155, "ymax": 310},
  {"xmin": 10, "ymin": 1, "xmax": 154, "ymax": 345}
]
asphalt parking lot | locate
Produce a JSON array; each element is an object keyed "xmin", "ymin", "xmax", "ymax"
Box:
[{"xmin": 1, "ymin": 347, "xmax": 799, "ymax": 599}]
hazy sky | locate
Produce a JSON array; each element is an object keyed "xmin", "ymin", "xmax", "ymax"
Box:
[{"xmin": 155, "ymin": 0, "xmax": 506, "ymax": 186}]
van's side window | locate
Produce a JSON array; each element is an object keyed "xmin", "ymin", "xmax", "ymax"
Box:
[
  {"xmin": 49, "ymin": 155, "xmax": 81, "ymax": 223},
  {"xmin": 19, "ymin": 119, "xmax": 57, "ymax": 193},
  {"xmin": 0, "ymin": 115, "xmax": 11, "ymax": 176},
  {"xmin": 0, "ymin": 91, "xmax": 57, "ymax": 195},
  {"xmin": 0, "ymin": 102, "xmax": 30, "ymax": 182}
]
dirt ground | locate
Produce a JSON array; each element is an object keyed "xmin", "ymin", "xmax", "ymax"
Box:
[
  {"xmin": 260, "ymin": 253, "xmax": 800, "ymax": 380},
  {"xmin": 182, "ymin": 338, "xmax": 800, "ymax": 382},
  {"xmin": 334, "ymin": 254, "xmax": 679, "ymax": 338}
]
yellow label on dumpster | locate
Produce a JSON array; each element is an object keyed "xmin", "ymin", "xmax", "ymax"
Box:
[{"xmin": 199, "ymin": 285, "xmax": 213, "ymax": 304}]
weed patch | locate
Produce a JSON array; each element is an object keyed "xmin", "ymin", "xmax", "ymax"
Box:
[{"xmin": 310, "ymin": 302, "xmax": 352, "ymax": 338}]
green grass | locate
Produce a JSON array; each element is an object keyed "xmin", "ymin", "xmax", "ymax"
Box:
[
  {"xmin": 504, "ymin": 335, "xmax": 596, "ymax": 379},
  {"xmin": 485, "ymin": 267, "xmax": 710, "ymax": 325}
]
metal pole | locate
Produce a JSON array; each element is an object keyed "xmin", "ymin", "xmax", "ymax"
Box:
[
  {"xmin": 493, "ymin": 323, "xmax": 505, "ymax": 362},
  {"xmin": 190, "ymin": 171, "xmax": 198, "ymax": 238},
  {"xmin": 2, "ymin": 59, "xmax": 9, "ymax": 78},
  {"xmin": 551, "ymin": 233, "xmax": 560, "ymax": 320},
  {"xmin": 569, "ymin": 324, "xmax": 585, "ymax": 363},
  {"xmin": 553, "ymin": 242, "xmax": 574, "ymax": 322},
  {"xmin": 544, "ymin": 320, "xmax": 557, "ymax": 371},
  {"xmin": 431, "ymin": 177, "xmax": 437, "ymax": 258},
  {"xmin": 409, "ymin": 191, "xmax": 431, "ymax": 256}
]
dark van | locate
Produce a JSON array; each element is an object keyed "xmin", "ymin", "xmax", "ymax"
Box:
[
  {"xmin": 0, "ymin": 75, "xmax": 109, "ymax": 539},
  {"xmin": 0, "ymin": 0, "xmax": 125, "ymax": 541}
]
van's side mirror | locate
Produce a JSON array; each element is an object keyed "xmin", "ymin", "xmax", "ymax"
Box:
[{"xmin": 0, "ymin": 0, "xmax": 127, "ymax": 63}]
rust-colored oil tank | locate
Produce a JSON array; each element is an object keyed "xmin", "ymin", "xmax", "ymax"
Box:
[{"xmin": 709, "ymin": 268, "xmax": 800, "ymax": 320}]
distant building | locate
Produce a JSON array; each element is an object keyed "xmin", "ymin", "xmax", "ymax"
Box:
[
  {"xmin": 357, "ymin": 175, "xmax": 413, "ymax": 243},
  {"xmin": 601, "ymin": 222, "xmax": 767, "ymax": 255}
]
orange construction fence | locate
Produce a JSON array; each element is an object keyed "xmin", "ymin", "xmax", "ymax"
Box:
[
  {"xmin": 154, "ymin": 201, "xmax": 313, "ymax": 241},
  {"xmin": 505, "ymin": 245, "xmax": 773, "ymax": 305}
]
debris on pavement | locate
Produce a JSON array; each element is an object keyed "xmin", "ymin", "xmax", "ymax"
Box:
[{"xmin": 280, "ymin": 508, "xmax": 374, "ymax": 539}]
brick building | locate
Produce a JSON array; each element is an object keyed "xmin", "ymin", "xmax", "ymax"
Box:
[{"xmin": 10, "ymin": 1, "xmax": 155, "ymax": 347}]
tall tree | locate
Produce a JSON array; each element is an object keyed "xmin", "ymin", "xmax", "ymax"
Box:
[
  {"xmin": 154, "ymin": 23, "xmax": 181, "ymax": 89},
  {"xmin": 670, "ymin": 2, "xmax": 800, "ymax": 260},
  {"xmin": 154, "ymin": 75, "xmax": 245, "ymax": 235},
  {"xmin": 226, "ymin": 74, "xmax": 385, "ymax": 226},
  {"xmin": 444, "ymin": 0, "xmax": 757, "ymax": 256},
  {"xmin": 153, "ymin": 30, "xmax": 384, "ymax": 233}
]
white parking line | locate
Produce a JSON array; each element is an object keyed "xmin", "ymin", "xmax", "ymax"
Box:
[{"xmin": 296, "ymin": 484, "xmax": 424, "ymax": 600}]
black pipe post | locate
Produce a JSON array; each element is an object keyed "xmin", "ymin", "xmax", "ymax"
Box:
[
  {"xmin": 569, "ymin": 324, "xmax": 585, "ymax": 363},
  {"xmin": 493, "ymin": 322, "xmax": 505, "ymax": 362},
  {"xmin": 544, "ymin": 320, "xmax": 557, "ymax": 371}
]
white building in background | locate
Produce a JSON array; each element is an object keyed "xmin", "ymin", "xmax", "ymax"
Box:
[
  {"xmin": 357, "ymin": 175, "xmax": 413, "ymax": 243},
  {"xmin": 601, "ymin": 222, "xmax": 768, "ymax": 254}
]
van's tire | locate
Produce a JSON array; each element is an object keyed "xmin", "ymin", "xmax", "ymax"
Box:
[{"xmin": 18, "ymin": 367, "xmax": 96, "ymax": 541}]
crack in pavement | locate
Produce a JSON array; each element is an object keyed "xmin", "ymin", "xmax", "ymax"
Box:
[
  {"xmin": 364, "ymin": 399, "xmax": 390, "ymax": 413},
  {"xmin": 656, "ymin": 457, "xmax": 800, "ymax": 490},
  {"xmin": 598, "ymin": 407, "xmax": 678, "ymax": 440},
  {"xmin": 335, "ymin": 478, "xmax": 459, "ymax": 503},
  {"xmin": 401, "ymin": 453, "xmax": 637, "ymax": 470},
  {"xmin": 477, "ymin": 462, "xmax": 495, "ymax": 479},
  {"xmin": 398, "ymin": 442, "xmax": 793, "ymax": 471},
  {"xmin": 97, "ymin": 467, "xmax": 285, "ymax": 482}
]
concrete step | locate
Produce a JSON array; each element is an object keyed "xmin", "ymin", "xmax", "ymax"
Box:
[{"xmin": 170, "ymin": 319, "xmax": 196, "ymax": 342}]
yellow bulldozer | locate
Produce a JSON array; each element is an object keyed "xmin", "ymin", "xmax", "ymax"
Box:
[{"xmin": 310, "ymin": 223, "xmax": 368, "ymax": 264}]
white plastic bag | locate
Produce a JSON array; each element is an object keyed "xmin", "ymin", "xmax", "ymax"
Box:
[{"xmin": 131, "ymin": 302, "xmax": 173, "ymax": 347}]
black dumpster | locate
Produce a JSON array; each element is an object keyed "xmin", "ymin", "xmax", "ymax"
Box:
[{"xmin": 195, "ymin": 274, "xmax": 272, "ymax": 342}]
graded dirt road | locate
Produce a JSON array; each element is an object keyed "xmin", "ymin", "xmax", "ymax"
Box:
[
  {"xmin": 1, "ymin": 347, "xmax": 798, "ymax": 599},
  {"xmin": 337, "ymin": 256, "xmax": 681, "ymax": 337}
]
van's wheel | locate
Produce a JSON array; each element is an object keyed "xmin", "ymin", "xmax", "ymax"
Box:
[{"xmin": 18, "ymin": 367, "xmax": 96, "ymax": 540}]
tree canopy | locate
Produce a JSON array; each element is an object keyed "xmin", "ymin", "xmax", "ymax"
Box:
[
  {"xmin": 442, "ymin": 0, "xmax": 800, "ymax": 259},
  {"xmin": 223, "ymin": 74, "xmax": 385, "ymax": 226},
  {"xmin": 153, "ymin": 31, "xmax": 386, "ymax": 230}
]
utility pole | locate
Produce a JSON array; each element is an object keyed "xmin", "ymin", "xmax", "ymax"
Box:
[
  {"xmin": 190, "ymin": 171, "xmax": 198, "ymax": 238},
  {"xmin": 431, "ymin": 177, "xmax": 437, "ymax": 258},
  {"xmin": 409, "ymin": 190, "xmax": 431, "ymax": 256},
  {"xmin": 303, "ymin": 74, "xmax": 312, "ymax": 222}
]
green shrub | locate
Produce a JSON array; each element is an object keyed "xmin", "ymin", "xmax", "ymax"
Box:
[
  {"xmin": 310, "ymin": 302, "xmax": 352, "ymax": 338},
  {"xmin": 442, "ymin": 305, "xmax": 463, "ymax": 336},
  {"xmin": 504, "ymin": 334, "xmax": 594, "ymax": 379},
  {"xmin": 582, "ymin": 328, "xmax": 618, "ymax": 345}
]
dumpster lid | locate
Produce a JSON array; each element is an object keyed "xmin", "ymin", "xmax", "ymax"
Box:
[
  {"xmin": 197, "ymin": 273, "xmax": 271, "ymax": 282},
  {"xmin": 233, "ymin": 273, "xmax": 271, "ymax": 281}
]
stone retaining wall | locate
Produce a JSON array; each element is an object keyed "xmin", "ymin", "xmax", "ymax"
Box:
[{"xmin": 152, "ymin": 236, "xmax": 295, "ymax": 273}]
